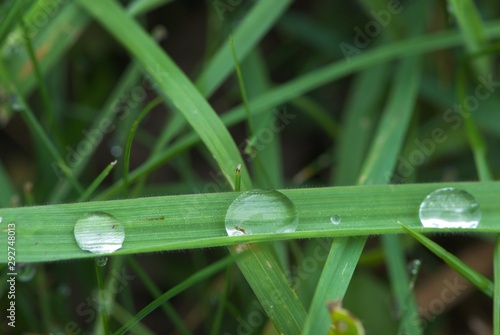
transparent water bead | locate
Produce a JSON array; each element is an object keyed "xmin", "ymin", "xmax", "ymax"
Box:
[
  {"xmin": 74, "ymin": 212, "xmax": 125, "ymax": 254},
  {"xmin": 419, "ymin": 188, "xmax": 481, "ymax": 229},
  {"xmin": 225, "ymin": 189, "xmax": 298, "ymax": 236},
  {"xmin": 330, "ymin": 215, "xmax": 341, "ymax": 225},
  {"xmin": 95, "ymin": 256, "xmax": 108, "ymax": 267}
]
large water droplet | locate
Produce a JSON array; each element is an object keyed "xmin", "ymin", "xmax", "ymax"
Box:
[
  {"xmin": 225, "ymin": 189, "xmax": 298, "ymax": 236},
  {"xmin": 419, "ymin": 188, "xmax": 481, "ymax": 228},
  {"xmin": 74, "ymin": 212, "xmax": 125, "ymax": 254},
  {"xmin": 330, "ymin": 215, "xmax": 341, "ymax": 225}
]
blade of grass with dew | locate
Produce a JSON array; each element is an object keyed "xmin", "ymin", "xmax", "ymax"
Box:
[
  {"xmin": 95, "ymin": 22, "xmax": 500, "ymax": 200},
  {"xmin": 302, "ymin": 53, "xmax": 423, "ymax": 335},
  {"xmin": 382, "ymin": 235, "xmax": 421, "ymax": 335},
  {"xmin": 127, "ymin": 256, "xmax": 192, "ymax": 335},
  {"xmin": 400, "ymin": 222, "xmax": 494, "ymax": 297},
  {"xmin": 76, "ymin": 3, "xmax": 311, "ymax": 332},
  {"xmin": 76, "ymin": 0, "xmax": 251, "ymax": 191},
  {"xmin": 113, "ymin": 256, "xmax": 233, "ymax": 335},
  {"xmin": 448, "ymin": 0, "xmax": 490, "ymax": 76},
  {"xmin": 123, "ymin": 97, "xmax": 163, "ymax": 189},
  {"xmin": 4, "ymin": 181, "xmax": 500, "ymax": 263},
  {"xmin": 77, "ymin": 161, "xmax": 117, "ymax": 202}
]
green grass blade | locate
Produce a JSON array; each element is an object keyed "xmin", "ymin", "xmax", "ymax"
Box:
[
  {"xmin": 77, "ymin": 160, "xmax": 117, "ymax": 202},
  {"xmin": 195, "ymin": 0, "xmax": 292, "ymax": 97},
  {"xmin": 303, "ymin": 53, "xmax": 423, "ymax": 335},
  {"xmin": 127, "ymin": 0, "xmax": 176, "ymax": 16},
  {"xmin": 123, "ymin": 97, "xmax": 162, "ymax": 189},
  {"xmin": 127, "ymin": 256, "xmax": 192, "ymax": 335},
  {"xmin": 400, "ymin": 222, "xmax": 494, "ymax": 297},
  {"xmin": 113, "ymin": 256, "xmax": 233, "ymax": 335},
  {"xmin": 495, "ymin": 236, "xmax": 500, "ymax": 335},
  {"xmin": 447, "ymin": 0, "xmax": 489, "ymax": 75}
]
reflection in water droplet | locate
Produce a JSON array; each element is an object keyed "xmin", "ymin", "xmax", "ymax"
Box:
[
  {"xmin": 330, "ymin": 215, "xmax": 341, "ymax": 225},
  {"xmin": 95, "ymin": 256, "xmax": 108, "ymax": 267},
  {"xmin": 18, "ymin": 264, "xmax": 36, "ymax": 282},
  {"xmin": 225, "ymin": 189, "xmax": 298, "ymax": 236},
  {"xmin": 419, "ymin": 188, "xmax": 481, "ymax": 228},
  {"xmin": 74, "ymin": 212, "xmax": 125, "ymax": 254}
]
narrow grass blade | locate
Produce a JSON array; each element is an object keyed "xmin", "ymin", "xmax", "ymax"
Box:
[
  {"xmin": 303, "ymin": 53, "xmax": 423, "ymax": 335},
  {"xmin": 228, "ymin": 244, "xmax": 307, "ymax": 334},
  {"xmin": 495, "ymin": 236, "xmax": 500, "ymax": 335},
  {"xmin": 5, "ymin": 181, "xmax": 500, "ymax": 263},
  {"xmin": 195, "ymin": 0, "xmax": 292, "ymax": 97},
  {"xmin": 76, "ymin": 0, "xmax": 251, "ymax": 191},
  {"xmin": 77, "ymin": 161, "xmax": 117, "ymax": 202},
  {"xmin": 127, "ymin": 0, "xmax": 176, "ymax": 16},
  {"xmin": 127, "ymin": 256, "xmax": 192, "ymax": 335},
  {"xmin": 123, "ymin": 97, "xmax": 162, "ymax": 189},
  {"xmin": 447, "ymin": 0, "xmax": 489, "ymax": 75},
  {"xmin": 113, "ymin": 256, "xmax": 233, "ymax": 335},
  {"xmin": 400, "ymin": 222, "xmax": 494, "ymax": 297}
]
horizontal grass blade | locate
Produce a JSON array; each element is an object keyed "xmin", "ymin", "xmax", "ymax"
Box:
[{"xmin": 2, "ymin": 181, "xmax": 499, "ymax": 263}]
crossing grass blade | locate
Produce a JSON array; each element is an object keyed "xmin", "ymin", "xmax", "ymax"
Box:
[
  {"xmin": 400, "ymin": 222, "xmax": 494, "ymax": 297},
  {"xmin": 302, "ymin": 53, "xmax": 423, "ymax": 335}
]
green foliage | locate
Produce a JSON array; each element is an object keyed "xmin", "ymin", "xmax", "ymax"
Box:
[{"xmin": 0, "ymin": 0, "xmax": 499, "ymax": 334}]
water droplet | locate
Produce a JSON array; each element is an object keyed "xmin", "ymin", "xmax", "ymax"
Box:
[
  {"xmin": 407, "ymin": 259, "xmax": 421, "ymax": 276},
  {"xmin": 110, "ymin": 145, "xmax": 123, "ymax": 157},
  {"xmin": 419, "ymin": 188, "xmax": 481, "ymax": 228},
  {"xmin": 8, "ymin": 94, "xmax": 23, "ymax": 111},
  {"xmin": 330, "ymin": 215, "xmax": 341, "ymax": 225},
  {"xmin": 225, "ymin": 189, "xmax": 298, "ymax": 236},
  {"xmin": 95, "ymin": 256, "xmax": 108, "ymax": 267},
  {"xmin": 74, "ymin": 212, "xmax": 125, "ymax": 254},
  {"xmin": 0, "ymin": 216, "xmax": 3, "ymax": 224},
  {"xmin": 18, "ymin": 264, "xmax": 36, "ymax": 282}
]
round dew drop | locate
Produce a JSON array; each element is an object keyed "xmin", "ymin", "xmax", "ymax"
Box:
[
  {"xmin": 224, "ymin": 189, "xmax": 298, "ymax": 236},
  {"xmin": 74, "ymin": 212, "xmax": 125, "ymax": 254},
  {"xmin": 418, "ymin": 188, "xmax": 481, "ymax": 229},
  {"xmin": 330, "ymin": 215, "xmax": 341, "ymax": 225}
]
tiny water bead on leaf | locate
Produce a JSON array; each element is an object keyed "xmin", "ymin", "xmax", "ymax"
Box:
[
  {"xmin": 18, "ymin": 264, "xmax": 36, "ymax": 282},
  {"xmin": 330, "ymin": 215, "xmax": 341, "ymax": 225},
  {"xmin": 74, "ymin": 212, "xmax": 125, "ymax": 254},
  {"xmin": 418, "ymin": 188, "xmax": 481, "ymax": 229},
  {"xmin": 224, "ymin": 189, "xmax": 298, "ymax": 236}
]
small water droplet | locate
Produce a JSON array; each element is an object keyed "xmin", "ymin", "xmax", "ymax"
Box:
[
  {"xmin": 95, "ymin": 256, "xmax": 108, "ymax": 267},
  {"xmin": 419, "ymin": 188, "xmax": 481, "ymax": 228},
  {"xmin": 330, "ymin": 215, "xmax": 341, "ymax": 225},
  {"xmin": 8, "ymin": 94, "xmax": 23, "ymax": 111},
  {"xmin": 110, "ymin": 145, "xmax": 123, "ymax": 157},
  {"xmin": 18, "ymin": 264, "xmax": 36, "ymax": 282},
  {"xmin": 225, "ymin": 189, "xmax": 298, "ymax": 236},
  {"xmin": 74, "ymin": 212, "xmax": 125, "ymax": 254},
  {"xmin": 0, "ymin": 216, "xmax": 3, "ymax": 224},
  {"xmin": 407, "ymin": 259, "xmax": 421, "ymax": 276}
]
